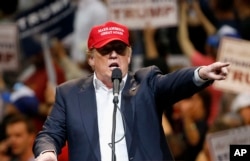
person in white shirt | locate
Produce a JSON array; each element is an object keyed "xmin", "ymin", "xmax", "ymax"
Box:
[{"xmin": 70, "ymin": 0, "xmax": 108, "ymax": 66}]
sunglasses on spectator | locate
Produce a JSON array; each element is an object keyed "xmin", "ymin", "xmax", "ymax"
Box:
[{"xmin": 96, "ymin": 41, "xmax": 128, "ymax": 56}]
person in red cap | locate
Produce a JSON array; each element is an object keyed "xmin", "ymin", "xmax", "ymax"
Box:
[{"xmin": 33, "ymin": 21, "xmax": 230, "ymax": 161}]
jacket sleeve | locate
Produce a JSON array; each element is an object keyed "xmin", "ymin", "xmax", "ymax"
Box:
[
  {"xmin": 136, "ymin": 65, "xmax": 212, "ymax": 106},
  {"xmin": 33, "ymin": 86, "xmax": 67, "ymax": 157}
]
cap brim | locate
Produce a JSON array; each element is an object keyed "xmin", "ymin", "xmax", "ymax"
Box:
[{"xmin": 93, "ymin": 38, "xmax": 129, "ymax": 48}]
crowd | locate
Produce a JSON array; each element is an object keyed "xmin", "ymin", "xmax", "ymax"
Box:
[{"xmin": 0, "ymin": 0, "xmax": 250, "ymax": 161}]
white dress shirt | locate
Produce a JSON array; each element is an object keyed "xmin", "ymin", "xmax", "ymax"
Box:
[{"xmin": 94, "ymin": 73, "xmax": 129, "ymax": 161}]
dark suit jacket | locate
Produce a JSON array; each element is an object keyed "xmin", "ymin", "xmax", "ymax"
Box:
[{"xmin": 33, "ymin": 66, "xmax": 211, "ymax": 161}]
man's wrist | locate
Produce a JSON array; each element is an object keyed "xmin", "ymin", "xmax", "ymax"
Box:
[
  {"xmin": 36, "ymin": 150, "xmax": 57, "ymax": 161},
  {"xmin": 193, "ymin": 67, "xmax": 209, "ymax": 86},
  {"xmin": 197, "ymin": 66, "xmax": 208, "ymax": 80}
]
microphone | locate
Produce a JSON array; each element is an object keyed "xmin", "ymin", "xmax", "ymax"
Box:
[
  {"xmin": 111, "ymin": 68, "xmax": 122, "ymax": 161},
  {"xmin": 111, "ymin": 68, "xmax": 122, "ymax": 103}
]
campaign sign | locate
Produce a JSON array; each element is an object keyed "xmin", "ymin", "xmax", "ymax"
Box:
[
  {"xmin": 107, "ymin": 0, "xmax": 178, "ymax": 29},
  {"xmin": 230, "ymin": 145, "xmax": 250, "ymax": 161},
  {"xmin": 214, "ymin": 37, "xmax": 250, "ymax": 93},
  {"xmin": 0, "ymin": 23, "xmax": 19, "ymax": 72},
  {"xmin": 15, "ymin": 0, "xmax": 75, "ymax": 40},
  {"xmin": 207, "ymin": 125, "xmax": 250, "ymax": 161}
]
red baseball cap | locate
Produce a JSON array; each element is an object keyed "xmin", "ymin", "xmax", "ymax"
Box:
[{"xmin": 87, "ymin": 21, "xmax": 130, "ymax": 49}]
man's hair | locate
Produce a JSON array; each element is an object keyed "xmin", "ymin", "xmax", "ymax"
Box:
[{"xmin": 5, "ymin": 114, "xmax": 37, "ymax": 134}]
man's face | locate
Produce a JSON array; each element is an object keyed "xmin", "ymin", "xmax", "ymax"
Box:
[
  {"xmin": 6, "ymin": 122, "xmax": 34, "ymax": 156},
  {"xmin": 88, "ymin": 40, "xmax": 131, "ymax": 84}
]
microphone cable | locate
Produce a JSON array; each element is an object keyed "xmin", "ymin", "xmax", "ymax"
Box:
[{"xmin": 108, "ymin": 104, "xmax": 127, "ymax": 160}]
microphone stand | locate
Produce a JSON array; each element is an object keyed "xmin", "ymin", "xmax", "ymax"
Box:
[
  {"xmin": 111, "ymin": 96, "xmax": 119, "ymax": 161},
  {"xmin": 111, "ymin": 68, "xmax": 122, "ymax": 161}
]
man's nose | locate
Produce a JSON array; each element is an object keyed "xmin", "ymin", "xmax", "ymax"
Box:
[{"xmin": 109, "ymin": 50, "xmax": 118, "ymax": 57}]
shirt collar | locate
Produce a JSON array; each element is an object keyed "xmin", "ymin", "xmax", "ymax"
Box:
[{"xmin": 93, "ymin": 72, "xmax": 127, "ymax": 92}]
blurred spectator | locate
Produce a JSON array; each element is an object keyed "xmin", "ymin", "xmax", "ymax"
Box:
[
  {"xmin": 178, "ymin": 0, "xmax": 215, "ymax": 64},
  {"xmin": 0, "ymin": 71, "xmax": 21, "ymax": 123},
  {"xmin": 130, "ymin": 24, "xmax": 171, "ymax": 73},
  {"xmin": 129, "ymin": 30, "xmax": 144, "ymax": 72},
  {"xmin": 16, "ymin": 37, "xmax": 66, "ymax": 131},
  {"xmin": 70, "ymin": 0, "xmax": 108, "ymax": 66},
  {"xmin": 0, "ymin": 114, "xmax": 15, "ymax": 161},
  {"xmin": 5, "ymin": 114, "xmax": 37, "ymax": 161},
  {"xmin": 186, "ymin": 0, "xmax": 208, "ymax": 54},
  {"xmin": 142, "ymin": 24, "xmax": 170, "ymax": 74},
  {"xmin": 179, "ymin": 0, "xmax": 240, "ymax": 64},
  {"xmin": 0, "ymin": 36, "xmax": 71, "ymax": 160},
  {"xmin": 0, "ymin": 0, "xmax": 18, "ymax": 21},
  {"xmin": 206, "ymin": 25, "xmax": 240, "ymax": 49},
  {"xmin": 235, "ymin": 0, "xmax": 250, "ymax": 40},
  {"xmin": 230, "ymin": 92, "xmax": 250, "ymax": 125},
  {"xmin": 178, "ymin": 0, "xmax": 241, "ymax": 125},
  {"xmin": 164, "ymin": 89, "xmax": 211, "ymax": 161},
  {"xmin": 219, "ymin": 92, "xmax": 237, "ymax": 116},
  {"xmin": 50, "ymin": 38, "xmax": 91, "ymax": 80},
  {"xmin": 7, "ymin": 83, "xmax": 39, "ymax": 117},
  {"xmin": 195, "ymin": 112, "xmax": 243, "ymax": 161},
  {"xmin": 0, "ymin": 82, "xmax": 42, "ymax": 161},
  {"xmin": 1, "ymin": 71, "xmax": 53, "ymax": 126},
  {"xmin": 208, "ymin": 0, "xmax": 240, "ymax": 30},
  {"xmin": 19, "ymin": 37, "xmax": 65, "ymax": 104},
  {"xmin": 0, "ymin": 139, "xmax": 10, "ymax": 161}
]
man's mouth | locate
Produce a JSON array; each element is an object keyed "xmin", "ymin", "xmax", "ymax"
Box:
[{"xmin": 109, "ymin": 63, "xmax": 119, "ymax": 69}]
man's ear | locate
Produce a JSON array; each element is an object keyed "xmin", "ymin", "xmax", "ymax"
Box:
[{"xmin": 88, "ymin": 56, "xmax": 94, "ymax": 70}]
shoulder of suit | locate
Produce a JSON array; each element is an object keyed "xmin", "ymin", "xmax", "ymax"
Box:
[
  {"xmin": 57, "ymin": 74, "xmax": 94, "ymax": 89},
  {"xmin": 133, "ymin": 65, "xmax": 161, "ymax": 82}
]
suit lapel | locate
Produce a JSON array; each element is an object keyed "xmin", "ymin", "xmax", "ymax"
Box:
[
  {"xmin": 78, "ymin": 76, "xmax": 101, "ymax": 161},
  {"xmin": 121, "ymin": 73, "xmax": 137, "ymax": 153}
]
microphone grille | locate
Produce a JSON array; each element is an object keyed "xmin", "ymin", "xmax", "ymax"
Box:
[{"xmin": 111, "ymin": 68, "xmax": 122, "ymax": 82}]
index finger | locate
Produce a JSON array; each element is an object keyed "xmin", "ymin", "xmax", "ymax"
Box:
[{"xmin": 216, "ymin": 62, "xmax": 230, "ymax": 68}]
